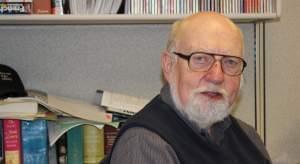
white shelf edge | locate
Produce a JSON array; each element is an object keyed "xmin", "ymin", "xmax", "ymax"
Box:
[{"xmin": 0, "ymin": 13, "xmax": 280, "ymax": 25}]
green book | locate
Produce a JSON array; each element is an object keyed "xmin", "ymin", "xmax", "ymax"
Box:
[
  {"xmin": 83, "ymin": 125, "xmax": 104, "ymax": 164},
  {"xmin": 67, "ymin": 126, "xmax": 83, "ymax": 164}
]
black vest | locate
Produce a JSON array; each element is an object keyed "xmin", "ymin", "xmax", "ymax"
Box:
[{"xmin": 104, "ymin": 96, "xmax": 271, "ymax": 164}]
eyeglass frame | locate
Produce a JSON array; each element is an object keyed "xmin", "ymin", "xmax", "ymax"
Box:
[{"xmin": 172, "ymin": 51, "xmax": 247, "ymax": 76}]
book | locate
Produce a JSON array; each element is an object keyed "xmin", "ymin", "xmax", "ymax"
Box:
[
  {"xmin": 102, "ymin": 0, "xmax": 113, "ymax": 14},
  {"xmin": 62, "ymin": 0, "xmax": 70, "ymax": 14},
  {"xmin": 0, "ymin": 100, "xmax": 39, "ymax": 113},
  {"xmin": 56, "ymin": 133, "xmax": 67, "ymax": 164},
  {"xmin": 0, "ymin": 0, "xmax": 32, "ymax": 2},
  {"xmin": 83, "ymin": 124, "xmax": 104, "ymax": 164},
  {"xmin": 97, "ymin": 90, "xmax": 149, "ymax": 116},
  {"xmin": 68, "ymin": 0, "xmax": 122, "ymax": 15},
  {"xmin": 103, "ymin": 125, "xmax": 120, "ymax": 155},
  {"xmin": 110, "ymin": 0, "xmax": 122, "ymax": 14},
  {"xmin": 0, "ymin": 2, "xmax": 32, "ymax": 14},
  {"xmin": 47, "ymin": 117, "xmax": 119, "ymax": 147},
  {"xmin": 21, "ymin": 119, "xmax": 48, "ymax": 164},
  {"xmin": 33, "ymin": 0, "xmax": 51, "ymax": 14},
  {"xmin": 0, "ymin": 100, "xmax": 58, "ymax": 120},
  {"xmin": 0, "ymin": 120, "xmax": 3, "ymax": 164},
  {"xmin": 3, "ymin": 119, "xmax": 21, "ymax": 164},
  {"xmin": 69, "ymin": 0, "xmax": 101, "ymax": 14},
  {"xmin": 51, "ymin": 0, "xmax": 63, "ymax": 15},
  {"xmin": 110, "ymin": 112, "xmax": 130, "ymax": 122},
  {"xmin": 49, "ymin": 144, "xmax": 58, "ymax": 164},
  {"xmin": 66, "ymin": 126, "xmax": 83, "ymax": 164},
  {"xmin": 4, "ymin": 90, "xmax": 113, "ymax": 123}
]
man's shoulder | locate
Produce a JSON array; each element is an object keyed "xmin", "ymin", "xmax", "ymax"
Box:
[
  {"xmin": 116, "ymin": 126, "xmax": 163, "ymax": 143},
  {"xmin": 233, "ymin": 117, "xmax": 256, "ymax": 134},
  {"xmin": 231, "ymin": 117, "xmax": 261, "ymax": 143},
  {"xmin": 110, "ymin": 127, "xmax": 180, "ymax": 164},
  {"xmin": 231, "ymin": 116, "xmax": 271, "ymax": 160}
]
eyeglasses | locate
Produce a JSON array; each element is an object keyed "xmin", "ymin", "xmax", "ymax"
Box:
[{"xmin": 173, "ymin": 51, "xmax": 247, "ymax": 76}]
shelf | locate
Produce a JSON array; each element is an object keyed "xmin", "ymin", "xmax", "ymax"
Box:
[{"xmin": 0, "ymin": 13, "xmax": 280, "ymax": 25}]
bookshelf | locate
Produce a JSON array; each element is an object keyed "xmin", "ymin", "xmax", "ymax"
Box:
[
  {"xmin": 0, "ymin": 13, "xmax": 280, "ymax": 25},
  {"xmin": 0, "ymin": 0, "xmax": 281, "ymax": 24}
]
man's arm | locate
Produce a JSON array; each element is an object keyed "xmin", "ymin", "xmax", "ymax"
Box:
[{"xmin": 110, "ymin": 127, "xmax": 180, "ymax": 164}]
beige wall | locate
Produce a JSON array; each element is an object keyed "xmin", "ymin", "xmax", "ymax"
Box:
[{"xmin": 265, "ymin": 0, "xmax": 300, "ymax": 162}]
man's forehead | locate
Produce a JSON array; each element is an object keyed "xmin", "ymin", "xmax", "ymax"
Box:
[
  {"xmin": 179, "ymin": 17, "xmax": 240, "ymax": 37},
  {"xmin": 173, "ymin": 14, "xmax": 244, "ymax": 57}
]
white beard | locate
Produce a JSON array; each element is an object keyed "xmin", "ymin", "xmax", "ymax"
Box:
[{"xmin": 170, "ymin": 83, "xmax": 232, "ymax": 129}]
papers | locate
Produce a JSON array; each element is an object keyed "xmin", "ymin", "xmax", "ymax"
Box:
[
  {"xmin": 1, "ymin": 91, "xmax": 113, "ymax": 123},
  {"xmin": 46, "ymin": 95, "xmax": 112, "ymax": 123},
  {"xmin": 69, "ymin": 0, "xmax": 122, "ymax": 15},
  {"xmin": 111, "ymin": 0, "xmax": 123, "ymax": 13},
  {"xmin": 98, "ymin": 90, "xmax": 149, "ymax": 116}
]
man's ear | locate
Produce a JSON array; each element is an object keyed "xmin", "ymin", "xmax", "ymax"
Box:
[{"xmin": 161, "ymin": 51, "xmax": 174, "ymax": 82}]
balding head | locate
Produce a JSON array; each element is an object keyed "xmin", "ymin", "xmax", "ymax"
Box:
[
  {"xmin": 167, "ymin": 12, "xmax": 244, "ymax": 58},
  {"xmin": 162, "ymin": 12, "xmax": 245, "ymax": 129}
]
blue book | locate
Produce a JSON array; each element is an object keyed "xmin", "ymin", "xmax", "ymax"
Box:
[{"xmin": 21, "ymin": 119, "xmax": 48, "ymax": 164}]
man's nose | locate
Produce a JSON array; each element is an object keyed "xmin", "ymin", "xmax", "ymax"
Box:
[{"xmin": 204, "ymin": 61, "xmax": 224, "ymax": 84}]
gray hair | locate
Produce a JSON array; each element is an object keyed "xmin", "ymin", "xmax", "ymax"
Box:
[
  {"xmin": 166, "ymin": 20, "xmax": 181, "ymax": 53},
  {"xmin": 165, "ymin": 20, "xmax": 183, "ymax": 66}
]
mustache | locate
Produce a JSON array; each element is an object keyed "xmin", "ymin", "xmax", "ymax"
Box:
[{"xmin": 191, "ymin": 85, "xmax": 228, "ymax": 97}]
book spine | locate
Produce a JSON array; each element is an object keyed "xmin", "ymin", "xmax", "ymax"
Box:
[
  {"xmin": 21, "ymin": 119, "xmax": 48, "ymax": 164},
  {"xmin": 49, "ymin": 144, "xmax": 58, "ymax": 164},
  {"xmin": 1, "ymin": 0, "xmax": 32, "ymax": 2},
  {"xmin": 67, "ymin": 126, "xmax": 83, "ymax": 164},
  {"xmin": 3, "ymin": 119, "xmax": 21, "ymax": 164},
  {"xmin": 104, "ymin": 125, "xmax": 120, "ymax": 156},
  {"xmin": 51, "ymin": 0, "xmax": 63, "ymax": 15},
  {"xmin": 0, "ymin": 120, "xmax": 3, "ymax": 164},
  {"xmin": 0, "ymin": 2, "xmax": 32, "ymax": 14},
  {"xmin": 56, "ymin": 133, "xmax": 67, "ymax": 164},
  {"xmin": 33, "ymin": 0, "xmax": 51, "ymax": 14},
  {"xmin": 83, "ymin": 125, "xmax": 104, "ymax": 163}
]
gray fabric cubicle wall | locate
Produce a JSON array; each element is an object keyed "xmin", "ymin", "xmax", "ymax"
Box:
[{"xmin": 0, "ymin": 24, "xmax": 255, "ymax": 126}]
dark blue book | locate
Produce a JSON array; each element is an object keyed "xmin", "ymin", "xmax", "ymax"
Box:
[{"xmin": 21, "ymin": 119, "xmax": 48, "ymax": 164}]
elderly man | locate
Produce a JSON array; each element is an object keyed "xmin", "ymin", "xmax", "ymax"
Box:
[{"xmin": 102, "ymin": 12, "xmax": 271, "ymax": 164}]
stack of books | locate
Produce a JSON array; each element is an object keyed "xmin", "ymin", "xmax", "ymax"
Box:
[
  {"xmin": 0, "ymin": 0, "xmax": 33, "ymax": 14},
  {"xmin": 0, "ymin": 0, "xmax": 67, "ymax": 15},
  {"xmin": 0, "ymin": 89, "xmax": 148, "ymax": 163},
  {"xmin": 49, "ymin": 117, "xmax": 120, "ymax": 164},
  {"xmin": 0, "ymin": 89, "xmax": 122, "ymax": 164},
  {"xmin": 124, "ymin": 0, "xmax": 278, "ymax": 15},
  {"xmin": 1, "ymin": 118, "xmax": 121, "ymax": 164}
]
